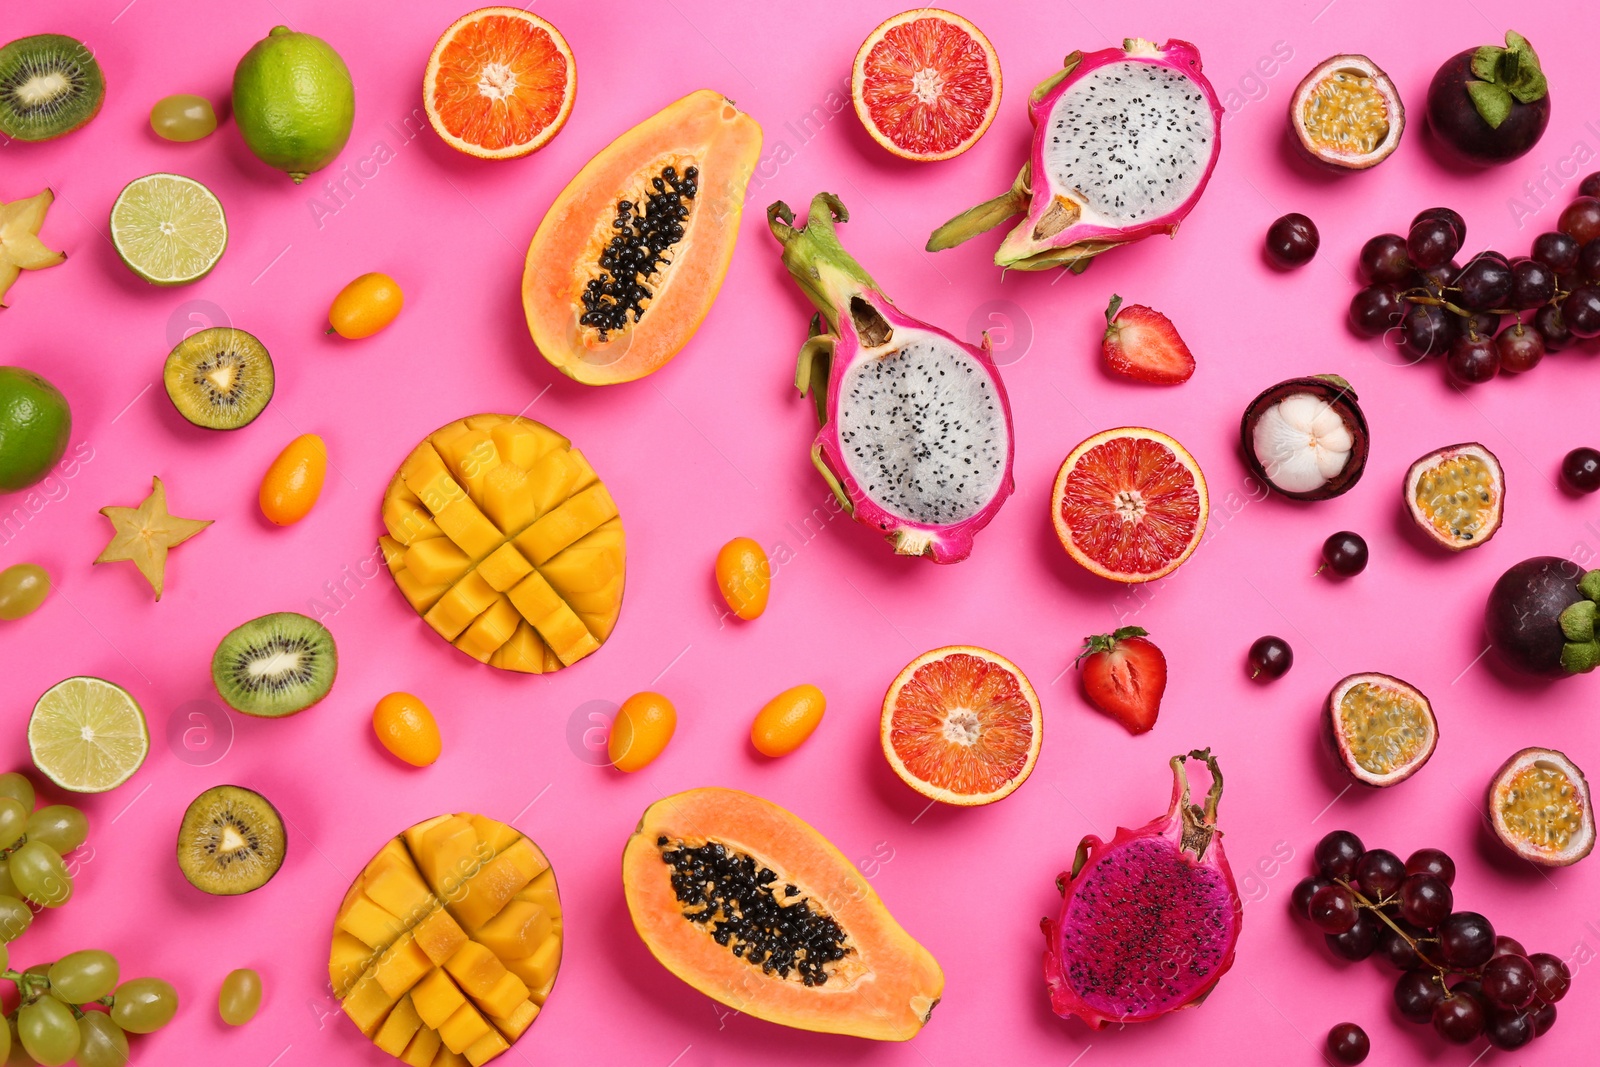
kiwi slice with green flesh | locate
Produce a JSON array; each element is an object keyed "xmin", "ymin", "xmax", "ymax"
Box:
[
  {"xmin": 0, "ymin": 35, "xmax": 105, "ymax": 142},
  {"xmin": 164, "ymin": 327, "xmax": 275, "ymax": 430},
  {"xmin": 212, "ymin": 612, "xmax": 336, "ymax": 717},
  {"xmin": 177, "ymin": 785, "xmax": 286, "ymax": 895}
]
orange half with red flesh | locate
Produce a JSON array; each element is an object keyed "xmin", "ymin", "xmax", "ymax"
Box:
[
  {"xmin": 424, "ymin": 8, "xmax": 576, "ymax": 159},
  {"xmin": 1052, "ymin": 427, "xmax": 1208, "ymax": 583}
]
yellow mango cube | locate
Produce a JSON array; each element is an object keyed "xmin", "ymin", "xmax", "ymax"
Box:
[
  {"xmin": 424, "ymin": 571, "xmax": 499, "ymax": 641},
  {"xmin": 438, "ymin": 1001, "xmax": 493, "ymax": 1055},
  {"xmin": 373, "ymin": 932, "xmax": 433, "ymax": 999},
  {"xmin": 336, "ymin": 896, "xmax": 406, "ymax": 950},
  {"xmin": 364, "ymin": 857, "xmax": 438, "ymax": 925},
  {"xmin": 491, "ymin": 420, "xmax": 564, "ymax": 470},
  {"xmin": 413, "ymin": 906, "xmax": 470, "ymax": 966},
  {"xmin": 488, "ymin": 623, "xmax": 547, "ymax": 674},
  {"xmin": 514, "ymin": 483, "xmax": 619, "ymax": 565},
  {"xmin": 451, "ymin": 839, "xmax": 546, "ymax": 931},
  {"xmin": 487, "ymin": 999, "xmax": 539, "ymax": 1042},
  {"xmin": 401, "ymin": 1024, "xmax": 442, "ymax": 1067},
  {"xmin": 501, "ymin": 936, "xmax": 560, "ymax": 993},
  {"xmin": 329, "ymin": 931, "xmax": 375, "ymax": 998},
  {"xmin": 341, "ymin": 973, "xmax": 398, "ymax": 1036},
  {"xmin": 410, "ymin": 968, "xmax": 467, "ymax": 1030},
  {"xmin": 505, "ymin": 571, "xmax": 600, "ymax": 666},
  {"xmin": 405, "ymin": 538, "xmax": 472, "ymax": 588},
  {"xmin": 454, "ymin": 596, "xmax": 522, "ymax": 663},
  {"xmin": 415, "ymin": 817, "xmax": 489, "ymax": 901},
  {"xmin": 384, "ymin": 485, "xmax": 442, "ymax": 545},
  {"xmin": 475, "ymin": 544, "xmax": 533, "ymax": 592},
  {"xmin": 432, "ymin": 1045, "xmax": 469, "ymax": 1067},
  {"xmin": 375, "ymin": 995, "xmax": 424, "ymax": 1056},
  {"xmin": 444, "ymin": 942, "xmax": 506, "ymax": 999},
  {"xmin": 481, "ymin": 465, "xmax": 537, "ymax": 535},
  {"xmin": 476, "ymin": 900, "xmax": 553, "ymax": 961},
  {"xmin": 465, "ymin": 1029, "xmax": 509, "ymax": 1067}
]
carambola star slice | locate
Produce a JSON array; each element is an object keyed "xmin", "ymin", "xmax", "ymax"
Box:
[{"xmin": 95, "ymin": 476, "xmax": 212, "ymax": 600}]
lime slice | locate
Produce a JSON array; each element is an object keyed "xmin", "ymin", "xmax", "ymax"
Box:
[
  {"xmin": 109, "ymin": 173, "xmax": 228, "ymax": 286},
  {"xmin": 28, "ymin": 677, "xmax": 150, "ymax": 793}
]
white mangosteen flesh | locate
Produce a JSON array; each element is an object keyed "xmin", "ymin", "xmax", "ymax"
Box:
[{"xmin": 1252, "ymin": 393, "xmax": 1353, "ymax": 494}]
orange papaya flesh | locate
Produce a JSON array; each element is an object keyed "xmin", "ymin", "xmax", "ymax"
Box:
[
  {"xmin": 622, "ymin": 787, "xmax": 943, "ymax": 1041},
  {"xmin": 522, "ymin": 89, "xmax": 762, "ymax": 385}
]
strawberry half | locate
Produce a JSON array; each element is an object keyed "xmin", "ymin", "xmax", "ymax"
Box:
[
  {"xmin": 1101, "ymin": 294, "xmax": 1195, "ymax": 384},
  {"xmin": 1075, "ymin": 626, "xmax": 1167, "ymax": 734}
]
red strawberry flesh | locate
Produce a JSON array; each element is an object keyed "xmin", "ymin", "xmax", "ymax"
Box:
[{"xmin": 1102, "ymin": 294, "xmax": 1195, "ymax": 384}]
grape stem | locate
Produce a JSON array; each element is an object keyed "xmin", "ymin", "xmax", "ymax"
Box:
[{"xmin": 1335, "ymin": 876, "xmax": 1462, "ymax": 987}]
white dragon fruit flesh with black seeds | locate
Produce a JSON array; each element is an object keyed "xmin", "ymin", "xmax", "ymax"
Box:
[
  {"xmin": 769, "ymin": 193, "xmax": 1015, "ymax": 564},
  {"xmin": 1043, "ymin": 749, "xmax": 1241, "ymax": 1028},
  {"xmin": 930, "ymin": 39, "xmax": 1223, "ymax": 272}
]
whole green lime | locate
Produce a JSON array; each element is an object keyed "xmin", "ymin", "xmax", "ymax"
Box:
[
  {"xmin": 232, "ymin": 26, "xmax": 355, "ymax": 183},
  {"xmin": 0, "ymin": 367, "xmax": 71, "ymax": 493}
]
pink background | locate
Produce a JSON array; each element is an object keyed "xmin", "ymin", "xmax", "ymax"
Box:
[{"xmin": 5, "ymin": 1, "xmax": 1600, "ymax": 1064}]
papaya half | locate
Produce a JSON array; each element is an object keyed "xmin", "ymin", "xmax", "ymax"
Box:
[
  {"xmin": 621, "ymin": 787, "xmax": 943, "ymax": 1041},
  {"xmin": 522, "ymin": 89, "xmax": 761, "ymax": 385}
]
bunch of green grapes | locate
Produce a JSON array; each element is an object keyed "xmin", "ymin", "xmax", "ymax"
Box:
[
  {"xmin": 0, "ymin": 773, "xmax": 179, "ymax": 1066},
  {"xmin": 0, "ymin": 772, "xmax": 86, "ymax": 926}
]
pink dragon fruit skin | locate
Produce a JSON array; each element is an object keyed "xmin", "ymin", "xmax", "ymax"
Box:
[
  {"xmin": 930, "ymin": 39, "xmax": 1224, "ymax": 272},
  {"xmin": 1042, "ymin": 749, "xmax": 1242, "ymax": 1028},
  {"xmin": 768, "ymin": 193, "xmax": 1016, "ymax": 564}
]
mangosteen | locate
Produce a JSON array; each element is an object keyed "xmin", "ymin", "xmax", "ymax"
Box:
[
  {"xmin": 1241, "ymin": 375, "xmax": 1370, "ymax": 500},
  {"xmin": 1427, "ymin": 31, "xmax": 1550, "ymax": 166},
  {"xmin": 1484, "ymin": 556, "xmax": 1600, "ymax": 677}
]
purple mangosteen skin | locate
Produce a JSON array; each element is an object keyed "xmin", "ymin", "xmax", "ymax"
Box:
[
  {"xmin": 1484, "ymin": 556, "xmax": 1584, "ymax": 676},
  {"xmin": 1426, "ymin": 50, "xmax": 1550, "ymax": 166}
]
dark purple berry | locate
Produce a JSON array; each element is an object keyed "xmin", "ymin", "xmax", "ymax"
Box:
[
  {"xmin": 1511, "ymin": 257, "xmax": 1557, "ymax": 308},
  {"xmin": 1493, "ymin": 935, "xmax": 1528, "ymax": 959},
  {"xmin": 1534, "ymin": 303, "xmax": 1572, "ymax": 350},
  {"xmin": 1397, "ymin": 873, "xmax": 1452, "ymax": 928},
  {"xmin": 1404, "ymin": 847, "xmax": 1455, "ymax": 885},
  {"xmin": 1486, "ymin": 1009, "xmax": 1536, "ymax": 1050},
  {"xmin": 1446, "ymin": 332, "xmax": 1500, "ymax": 385},
  {"xmin": 1497, "ymin": 323, "xmax": 1546, "ymax": 373},
  {"xmin": 1482, "ymin": 954, "xmax": 1537, "ymax": 1010},
  {"xmin": 1354, "ymin": 848, "xmax": 1406, "ymax": 899},
  {"xmin": 1349, "ymin": 284, "xmax": 1404, "ymax": 336},
  {"xmin": 1409, "ymin": 217, "xmax": 1461, "ymax": 269},
  {"xmin": 1413, "ymin": 206, "xmax": 1466, "ymax": 241},
  {"xmin": 1564, "ymin": 286, "xmax": 1600, "ymax": 338},
  {"xmin": 1266, "ymin": 212, "xmax": 1319, "ymax": 267},
  {"xmin": 1561, "ymin": 447, "xmax": 1600, "ymax": 493},
  {"xmin": 1559, "ymin": 197, "xmax": 1600, "ymax": 244},
  {"xmin": 1581, "ymin": 238, "xmax": 1600, "ymax": 283},
  {"xmin": 1530, "ymin": 1000, "xmax": 1557, "ymax": 1036},
  {"xmin": 1531, "ymin": 230, "xmax": 1581, "ymax": 274},
  {"xmin": 1326, "ymin": 910, "xmax": 1381, "ymax": 960},
  {"xmin": 1395, "ymin": 969, "xmax": 1446, "ymax": 1023},
  {"xmin": 1309, "ymin": 884, "xmax": 1359, "ymax": 934},
  {"xmin": 1402, "ymin": 302, "xmax": 1456, "ymax": 357},
  {"xmin": 1438, "ymin": 911, "xmax": 1496, "ymax": 969},
  {"xmin": 1248, "ymin": 635, "xmax": 1293, "ymax": 681},
  {"xmin": 1359, "ymin": 233, "xmax": 1411, "ymax": 284},
  {"xmin": 1290, "ymin": 874, "xmax": 1330, "ymax": 919},
  {"xmin": 1314, "ymin": 830, "xmax": 1365, "ymax": 880},
  {"xmin": 1320, "ymin": 531, "xmax": 1367, "ymax": 577},
  {"xmin": 1433, "ymin": 992, "xmax": 1486, "ymax": 1043},
  {"xmin": 1528, "ymin": 952, "xmax": 1571, "ymax": 1003},
  {"xmin": 1455, "ymin": 254, "xmax": 1513, "ymax": 310},
  {"xmin": 1326, "ymin": 1021, "xmax": 1370, "ymax": 1064}
]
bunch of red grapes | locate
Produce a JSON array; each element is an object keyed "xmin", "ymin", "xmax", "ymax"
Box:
[
  {"xmin": 1292, "ymin": 830, "xmax": 1572, "ymax": 1055},
  {"xmin": 1349, "ymin": 173, "xmax": 1600, "ymax": 385}
]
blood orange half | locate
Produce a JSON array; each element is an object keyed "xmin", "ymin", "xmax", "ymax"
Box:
[
  {"xmin": 881, "ymin": 646, "xmax": 1042, "ymax": 806},
  {"xmin": 851, "ymin": 9, "xmax": 1001, "ymax": 162},
  {"xmin": 1052, "ymin": 428, "xmax": 1208, "ymax": 584},
  {"xmin": 424, "ymin": 7, "xmax": 576, "ymax": 160}
]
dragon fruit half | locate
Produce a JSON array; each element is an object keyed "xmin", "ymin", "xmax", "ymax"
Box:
[
  {"xmin": 930, "ymin": 38, "xmax": 1223, "ymax": 272},
  {"xmin": 768, "ymin": 193, "xmax": 1015, "ymax": 564},
  {"xmin": 1043, "ymin": 748, "xmax": 1241, "ymax": 1028}
]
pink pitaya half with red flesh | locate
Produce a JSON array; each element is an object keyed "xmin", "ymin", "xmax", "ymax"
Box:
[
  {"xmin": 930, "ymin": 39, "xmax": 1223, "ymax": 272},
  {"xmin": 1043, "ymin": 748, "xmax": 1241, "ymax": 1028},
  {"xmin": 768, "ymin": 193, "xmax": 1015, "ymax": 564}
]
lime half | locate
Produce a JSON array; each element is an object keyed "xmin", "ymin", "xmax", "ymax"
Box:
[
  {"xmin": 109, "ymin": 173, "xmax": 228, "ymax": 286},
  {"xmin": 29, "ymin": 677, "xmax": 150, "ymax": 792}
]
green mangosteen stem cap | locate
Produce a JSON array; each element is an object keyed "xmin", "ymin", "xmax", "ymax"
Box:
[{"xmin": 1467, "ymin": 30, "xmax": 1547, "ymax": 129}]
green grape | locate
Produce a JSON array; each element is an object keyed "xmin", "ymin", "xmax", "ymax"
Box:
[
  {"xmin": 218, "ymin": 967, "xmax": 262, "ymax": 1025},
  {"xmin": 0, "ymin": 799, "xmax": 27, "ymax": 851},
  {"xmin": 0, "ymin": 774, "xmax": 33, "ymax": 813},
  {"xmin": 0, "ymin": 938, "xmax": 8, "ymax": 973},
  {"xmin": 48, "ymin": 950, "xmax": 119, "ymax": 1004},
  {"xmin": 0, "ymin": 860, "xmax": 19, "ymax": 898},
  {"xmin": 0, "ymin": 894, "xmax": 34, "ymax": 941},
  {"xmin": 17, "ymin": 996, "xmax": 79, "ymax": 1067},
  {"xmin": 149, "ymin": 94, "xmax": 217, "ymax": 142},
  {"xmin": 0, "ymin": 1015, "xmax": 9, "ymax": 1064},
  {"xmin": 24, "ymin": 807, "xmax": 87, "ymax": 856},
  {"xmin": 0, "ymin": 564, "xmax": 50, "ymax": 620},
  {"xmin": 109, "ymin": 978, "xmax": 178, "ymax": 1034},
  {"xmin": 8, "ymin": 842, "xmax": 70, "ymax": 908},
  {"xmin": 74, "ymin": 1014, "xmax": 128, "ymax": 1067},
  {"xmin": 3, "ymin": 1018, "xmax": 24, "ymax": 1067}
]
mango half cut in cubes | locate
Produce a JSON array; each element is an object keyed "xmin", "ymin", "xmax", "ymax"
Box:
[
  {"xmin": 329, "ymin": 813, "xmax": 563, "ymax": 1065},
  {"xmin": 381, "ymin": 414, "xmax": 625, "ymax": 672}
]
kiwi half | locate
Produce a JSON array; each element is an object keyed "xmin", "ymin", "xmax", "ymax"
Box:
[
  {"xmin": 212, "ymin": 612, "xmax": 337, "ymax": 717},
  {"xmin": 177, "ymin": 785, "xmax": 286, "ymax": 895},
  {"xmin": 0, "ymin": 34, "xmax": 105, "ymax": 142},
  {"xmin": 164, "ymin": 327, "xmax": 275, "ymax": 430}
]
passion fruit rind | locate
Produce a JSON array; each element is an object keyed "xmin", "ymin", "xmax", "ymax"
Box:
[
  {"xmin": 1486, "ymin": 747, "xmax": 1595, "ymax": 867},
  {"xmin": 1321, "ymin": 672, "xmax": 1438, "ymax": 788},
  {"xmin": 1240, "ymin": 374, "xmax": 1370, "ymax": 501}
]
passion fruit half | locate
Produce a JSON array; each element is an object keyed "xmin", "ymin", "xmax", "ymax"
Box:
[
  {"xmin": 1241, "ymin": 375, "xmax": 1370, "ymax": 500},
  {"xmin": 1323, "ymin": 673, "xmax": 1437, "ymax": 787},
  {"xmin": 1290, "ymin": 55, "xmax": 1405, "ymax": 170},
  {"xmin": 1487, "ymin": 747, "xmax": 1594, "ymax": 867},
  {"xmin": 1404, "ymin": 442, "xmax": 1503, "ymax": 551}
]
